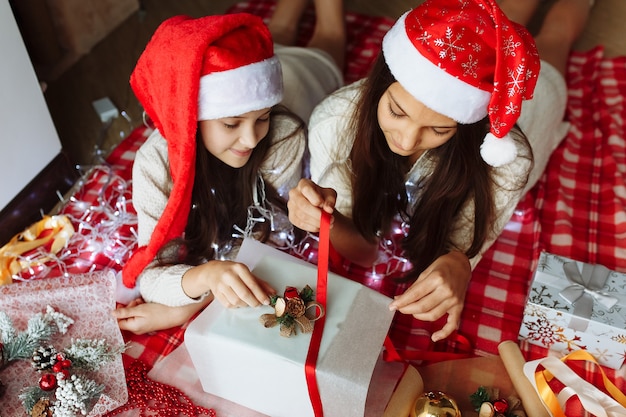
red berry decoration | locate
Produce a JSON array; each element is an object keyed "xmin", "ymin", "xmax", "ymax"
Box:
[
  {"xmin": 61, "ymin": 359, "xmax": 72, "ymax": 368},
  {"xmin": 284, "ymin": 286, "xmax": 299, "ymax": 300},
  {"xmin": 52, "ymin": 362, "xmax": 64, "ymax": 373},
  {"xmin": 58, "ymin": 368, "xmax": 70, "ymax": 380},
  {"xmin": 493, "ymin": 398, "xmax": 509, "ymax": 414},
  {"xmin": 39, "ymin": 374, "xmax": 57, "ymax": 391}
]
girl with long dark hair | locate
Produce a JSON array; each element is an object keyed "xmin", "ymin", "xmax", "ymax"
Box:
[
  {"xmin": 289, "ymin": 0, "xmax": 592, "ymax": 345},
  {"xmin": 114, "ymin": 2, "xmax": 345, "ymax": 334}
]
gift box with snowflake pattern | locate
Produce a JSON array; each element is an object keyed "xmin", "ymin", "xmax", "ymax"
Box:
[{"xmin": 519, "ymin": 252, "xmax": 626, "ymax": 369}]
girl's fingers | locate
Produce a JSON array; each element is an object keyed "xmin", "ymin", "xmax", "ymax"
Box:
[
  {"xmin": 294, "ymin": 179, "xmax": 336, "ymax": 212},
  {"xmin": 224, "ymin": 265, "xmax": 271, "ymax": 307}
]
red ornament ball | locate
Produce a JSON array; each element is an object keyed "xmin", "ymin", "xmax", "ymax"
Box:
[{"xmin": 39, "ymin": 374, "xmax": 57, "ymax": 391}]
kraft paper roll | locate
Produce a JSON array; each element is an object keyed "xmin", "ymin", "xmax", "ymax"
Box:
[
  {"xmin": 383, "ymin": 365, "xmax": 424, "ymax": 417},
  {"xmin": 498, "ymin": 341, "xmax": 550, "ymax": 417}
]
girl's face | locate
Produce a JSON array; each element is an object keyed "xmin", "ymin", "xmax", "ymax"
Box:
[
  {"xmin": 377, "ymin": 82, "xmax": 457, "ymax": 165},
  {"xmin": 199, "ymin": 108, "xmax": 272, "ymax": 168}
]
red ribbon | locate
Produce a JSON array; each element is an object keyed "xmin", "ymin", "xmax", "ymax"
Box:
[
  {"xmin": 305, "ymin": 211, "xmax": 330, "ymax": 416},
  {"xmin": 383, "ymin": 333, "xmax": 474, "ymax": 364}
]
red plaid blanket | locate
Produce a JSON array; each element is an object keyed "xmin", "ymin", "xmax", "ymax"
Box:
[
  {"xmin": 111, "ymin": 46, "xmax": 626, "ymax": 410},
  {"xmin": 114, "ymin": 49, "xmax": 626, "ymax": 392},
  {"xmin": 7, "ymin": 0, "xmax": 626, "ymax": 411}
]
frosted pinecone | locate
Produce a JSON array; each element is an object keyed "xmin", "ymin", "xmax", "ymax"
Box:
[{"xmin": 32, "ymin": 345, "xmax": 58, "ymax": 371}]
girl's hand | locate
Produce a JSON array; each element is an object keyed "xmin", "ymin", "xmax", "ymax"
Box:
[
  {"xmin": 113, "ymin": 297, "xmax": 210, "ymax": 334},
  {"xmin": 288, "ymin": 178, "xmax": 337, "ymax": 232},
  {"xmin": 185, "ymin": 260, "xmax": 275, "ymax": 309},
  {"xmin": 389, "ymin": 251, "xmax": 471, "ymax": 342}
]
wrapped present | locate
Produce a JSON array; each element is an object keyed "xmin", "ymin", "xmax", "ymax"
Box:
[
  {"xmin": 185, "ymin": 240, "xmax": 395, "ymax": 417},
  {"xmin": 519, "ymin": 252, "xmax": 626, "ymax": 369}
]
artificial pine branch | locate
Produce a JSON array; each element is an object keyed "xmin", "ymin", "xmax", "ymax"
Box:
[
  {"xmin": 299, "ymin": 285, "xmax": 314, "ymax": 303},
  {"xmin": 0, "ymin": 306, "xmax": 73, "ymax": 370},
  {"xmin": 54, "ymin": 375, "xmax": 105, "ymax": 417},
  {"xmin": 0, "ymin": 311, "xmax": 17, "ymax": 340},
  {"xmin": 470, "ymin": 386, "xmax": 492, "ymax": 411},
  {"xmin": 64, "ymin": 339, "xmax": 125, "ymax": 372},
  {"xmin": 18, "ymin": 385, "xmax": 47, "ymax": 413}
]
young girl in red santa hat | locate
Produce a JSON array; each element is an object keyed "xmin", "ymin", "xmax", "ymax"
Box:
[
  {"xmin": 288, "ymin": 0, "xmax": 592, "ymax": 348},
  {"xmin": 114, "ymin": 1, "xmax": 345, "ymax": 334}
]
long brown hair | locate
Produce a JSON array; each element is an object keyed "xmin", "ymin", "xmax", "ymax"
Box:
[
  {"xmin": 159, "ymin": 105, "xmax": 303, "ymax": 266},
  {"xmin": 350, "ymin": 55, "xmax": 529, "ymax": 280}
]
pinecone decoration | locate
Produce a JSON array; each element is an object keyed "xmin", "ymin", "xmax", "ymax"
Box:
[
  {"xmin": 32, "ymin": 345, "xmax": 58, "ymax": 371},
  {"xmin": 285, "ymin": 298, "xmax": 306, "ymax": 317},
  {"xmin": 31, "ymin": 398, "xmax": 53, "ymax": 417}
]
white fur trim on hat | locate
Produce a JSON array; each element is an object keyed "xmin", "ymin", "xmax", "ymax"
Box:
[
  {"xmin": 382, "ymin": 12, "xmax": 491, "ymax": 124},
  {"xmin": 480, "ymin": 132, "xmax": 517, "ymax": 167},
  {"xmin": 198, "ymin": 56, "xmax": 283, "ymax": 120}
]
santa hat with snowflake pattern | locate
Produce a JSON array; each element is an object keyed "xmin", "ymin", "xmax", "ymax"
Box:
[
  {"xmin": 382, "ymin": 0, "xmax": 540, "ymax": 166},
  {"xmin": 122, "ymin": 13, "xmax": 283, "ymax": 288}
]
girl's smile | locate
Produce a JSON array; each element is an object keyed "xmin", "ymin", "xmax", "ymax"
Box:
[
  {"xmin": 199, "ymin": 108, "xmax": 272, "ymax": 168},
  {"xmin": 229, "ymin": 148, "xmax": 253, "ymax": 158}
]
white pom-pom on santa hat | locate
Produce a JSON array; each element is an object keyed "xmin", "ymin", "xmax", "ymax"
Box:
[{"xmin": 480, "ymin": 132, "xmax": 518, "ymax": 167}]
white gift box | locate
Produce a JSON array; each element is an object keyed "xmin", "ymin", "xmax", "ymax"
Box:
[
  {"xmin": 185, "ymin": 240, "xmax": 395, "ymax": 417},
  {"xmin": 519, "ymin": 251, "xmax": 626, "ymax": 369}
]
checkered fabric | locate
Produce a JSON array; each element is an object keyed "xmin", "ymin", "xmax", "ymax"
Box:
[
  {"xmin": 537, "ymin": 48, "xmax": 626, "ymax": 270},
  {"xmin": 524, "ymin": 47, "xmax": 626, "ymax": 387}
]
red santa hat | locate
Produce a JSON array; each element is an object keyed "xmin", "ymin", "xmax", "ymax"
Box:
[
  {"xmin": 122, "ymin": 13, "xmax": 283, "ymax": 288},
  {"xmin": 382, "ymin": 0, "xmax": 540, "ymax": 167}
]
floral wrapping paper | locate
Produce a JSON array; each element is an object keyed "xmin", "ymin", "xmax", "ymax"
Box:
[
  {"xmin": 0, "ymin": 270, "xmax": 128, "ymax": 416},
  {"xmin": 519, "ymin": 252, "xmax": 626, "ymax": 369}
]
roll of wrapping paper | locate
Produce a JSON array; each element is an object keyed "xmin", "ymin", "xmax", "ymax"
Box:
[
  {"xmin": 498, "ymin": 341, "xmax": 550, "ymax": 417},
  {"xmin": 383, "ymin": 365, "xmax": 424, "ymax": 417}
]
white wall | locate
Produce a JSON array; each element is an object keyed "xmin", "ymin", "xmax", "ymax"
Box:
[{"xmin": 0, "ymin": 0, "xmax": 62, "ymax": 210}]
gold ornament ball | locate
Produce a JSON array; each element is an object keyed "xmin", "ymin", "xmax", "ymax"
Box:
[{"xmin": 411, "ymin": 391, "xmax": 462, "ymax": 417}]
